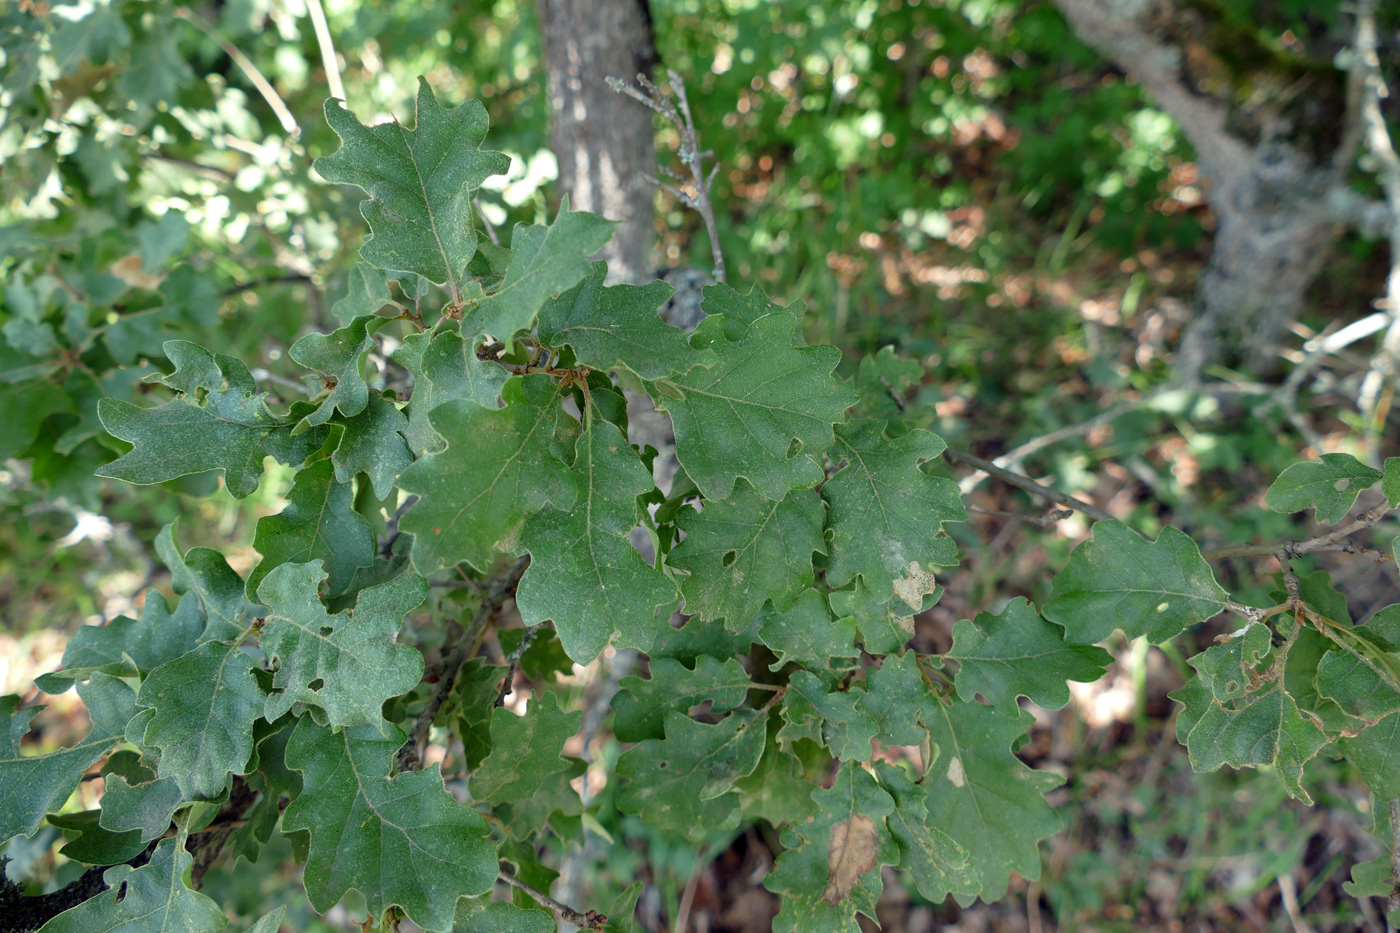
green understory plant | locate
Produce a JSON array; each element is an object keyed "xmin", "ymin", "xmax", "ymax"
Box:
[{"xmin": 3, "ymin": 81, "xmax": 1400, "ymax": 933}]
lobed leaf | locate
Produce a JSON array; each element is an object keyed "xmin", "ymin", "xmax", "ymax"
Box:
[
  {"xmin": 1264, "ymin": 452, "xmax": 1383, "ymax": 524},
  {"xmin": 470, "ymin": 692, "xmax": 582, "ymax": 804},
  {"xmin": 392, "ymin": 330, "xmax": 506, "ymax": 455}
]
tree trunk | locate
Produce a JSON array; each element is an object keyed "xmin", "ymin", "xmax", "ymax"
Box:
[
  {"xmin": 538, "ymin": 0, "xmax": 658, "ymax": 285},
  {"xmin": 1052, "ymin": 0, "xmax": 1357, "ymax": 380}
]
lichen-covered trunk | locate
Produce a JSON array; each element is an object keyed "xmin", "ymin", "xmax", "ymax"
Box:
[
  {"xmin": 539, "ymin": 0, "xmax": 658, "ymax": 285},
  {"xmin": 1052, "ymin": 0, "xmax": 1353, "ymax": 381}
]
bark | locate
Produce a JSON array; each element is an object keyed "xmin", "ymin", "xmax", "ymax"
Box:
[
  {"xmin": 539, "ymin": 0, "xmax": 658, "ymax": 285},
  {"xmin": 1052, "ymin": 0, "xmax": 1358, "ymax": 380}
]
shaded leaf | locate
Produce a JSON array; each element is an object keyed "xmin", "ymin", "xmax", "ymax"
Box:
[
  {"xmin": 289, "ymin": 314, "xmax": 377, "ymax": 427},
  {"xmin": 247, "ymin": 460, "xmax": 376, "ymax": 599},
  {"xmin": 613, "ymin": 656, "xmax": 754, "ymax": 743},
  {"xmin": 1337, "ymin": 711, "xmax": 1400, "ymax": 801},
  {"xmin": 537, "ymin": 262, "xmax": 711, "ymax": 379},
  {"xmin": 155, "ymin": 521, "xmax": 247, "ymax": 643},
  {"xmin": 516, "ymin": 412, "xmax": 677, "ymax": 662},
  {"xmin": 332, "ymin": 392, "xmax": 413, "ymax": 499},
  {"xmin": 785, "ymin": 671, "xmax": 877, "ymax": 762},
  {"xmin": 399, "ymin": 376, "xmax": 573, "ymax": 573},
  {"xmin": 758, "ymin": 589, "xmax": 859, "ymax": 674},
  {"xmin": 96, "ymin": 341, "xmax": 328, "ymax": 498},
  {"xmin": 877, "ymin": 760, "xmax": 976, "ymax": 903},
  {"xmin": 98, "ymin": 774, "xmax": 183, "ymax": 842},
  {"xmin": 857, "ymin": 653, "xmax": 930, "ymax": 747},
  {"xmin": 670, "ymin": 484, "xmax": 825, "ymax": 631},
  {"xmin": 822, "ymin": 420, "xmax": 963, "ymax": 599},
  {"xmin": 332, "ymin": 262, "xmax": 398, "ymax": 325},
  {"xmin": 284, "ymin": 718, "xmax": 497, "ymax": 932},
  {"xmin": 35, "ymin": 589, "xmax": 203, "ymax": 693},
  {"xmin": 257, "ymin": 562, "xmax": 427, "ymax": 728},
  {"xmin": 947, "ymin": 598, "xmax": 1112, "ymax": 716},
  {"xmin": 658, "ymin": 311, "xmax": 856, "ymax": 500},
  {"xmin": 470, "ymin": 692, "xmax": 582, "ymax": 804},
  {"xmin": 393, "ymin": 330, "xmax": 507, "ymax": 455}
]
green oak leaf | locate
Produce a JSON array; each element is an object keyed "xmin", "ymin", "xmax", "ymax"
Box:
[
  {"xmin": 0, "ymin": 675, "xmax": 135, "ymax": 844},
  {"xmin": 493, "ymin": 759, "xmax": 586, "ymax": 843},
  {"xmin": 1343, "ymin": 853, "xmax": 1396, "ymax": 898},
  {"xmin": 700, "ymin": 282, "xmax": 792, "ymax": 342},
  {"xmin": 734, "ymin": 723, "xmax": 818, "ymax": 826},
  {"xmin": 920, "ymin": 697, "xmax": 1062, "ymax": 902},
  {"xmin": 332, "ymin": 393, "xmax": 413, "ymax": 499},
  {"xmin": 758, "ymin": 589, "xmax": 860, "ymax": 673},
  {"xmin": 96, "ymin": 340, "xmax": 329, "ymax": 498},
  {"xmin": 947, "ymin": 598, "xmax": 1113, "ymax": 716},
  {"xmin": 658, "ymin": 311, "xmax": 857, "ymax": 500},
  {"xmin": 452, "ymin": 900, "xmax": 555, "ymax": 933},
  {"xmin": 853, "ymin": 346, "xmax": 924, "ymax": 423},
  {"xmin": 137, "ymin": 642, "xmax": 264, "ymax": 799},
  {"xmin": 450, "ymin": 659, "xmax": 507, "ymax": 769},
  {"xmin": 257, "ymin": 562, "xmax": 426, "ymax": 728},
  {"xmin": 1383, "ymin": 457, "xmax": 1400, "ymax": 508},
  {"xmin": 1283, "ymin": 628, "xmax": 1364, "ymax": 735},
  {"xmin": 284, "ymin": 718, "xmax": 497, "ymax": 933},
  {"xmin": 98, "ymin": 774, "xmax": 184, "ymax": 841},
  {"xmin": 1315, "ymin": 648, "xmax": 1400, "ymax": 724},
  {"xmin": 332, "ymin": 262, "xmax": 398, "ymax": 325},
  {"xmin": 464, "ymin": 202, "xmax": 615, "ymax": 341},
  {"xmin": 516, "ymin": 411, "xmax": 677, "ymax": 662},
  {"xmin": 34, "ymin": 589, "xmax": 203, "ymax": 692},
  {"xmin": 289, "ymin": 314, "xmax": 377, "ymax": 427},
  {"xmin": 877, "ymin": 760, "xmax": 976, "ymax": 904},
  {"xmin": 393, "ymin": 330, "xmax": 507, "ymax": 455},
  {"xmin": 1170, "ymin": 644, "xmax": 1328, "ymax": 804},
  {"xmin": 616, "ymin": 709, "xmax": 766, "ymax": 842},
  {"xmin": 537, "ymin": 262, "xmax": 712, "ymax": 379},
  {"xmin": 612, "ymin": 656, "xmax": 754, "ymax": 743},
  {"xmin": 829, "ymin": 579, "xmax": 938, "ymax": 656},
  {"xmin": 399, "ymin": 375, "xmax": 574, "ymax": 573},
  {"xmin": 247, "ymin": 460, "xmax": 375, "ymax": 600},
  {"xmin": 1264, "ymin": 452, "xmax": 1383, "ymax": 524},
  {"xmin": 1337, "ymin": 711, "xmax": 1400, "ymax": 801},
  {"xmin": 314, "ymin": 78, "xmax": 510, "ymax": 297},
  {"xmin": 50, "ymin": 809, "xmax": 146, "ymax": 866},
  {"xmin": 35, "ymin": 836, "xmax": 227, "ymax": 933},
  {"xmin": 1042, "ymin": 521, "xmax": 1226, "ymax": 645},
  {"xmin": 469, "ymin": 692, "xmax": 582, "ymax": 804},
  {"xmin": 857, "ymin": 652, "xmax": 930, "ymax": 747},
  {"xmin": 822, "ymin": 420, "xmax": 963, "ymax": 599},
  {"xmin": 785, "ymin": 671, "xmax": 878, "ymax": 762},
  {"xmin": 670, "ymin": 484, "xmax": 825, "ymax": 631},
  {"xmin": 155, "ymin": 521, "xmax": 247, "ymax": 643},
  {"xmin": 765, "ymin": 761, "xmax": 897, "ymax": 933}
]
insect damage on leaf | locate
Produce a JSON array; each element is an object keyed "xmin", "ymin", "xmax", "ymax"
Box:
[
  {"xmin": 892, "ymin": 561, "xmax": 938, "ymax": 612},
  {"xmin": 823, "ymin": 813, "xmax": 880, "ymax": 904}
]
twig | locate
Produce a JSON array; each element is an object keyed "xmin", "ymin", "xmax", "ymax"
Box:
[
  {"xmin": 249, "ymin": 368, "xmax": 309, "ymax": 396},
  {"xmin": 942, "ymin": 447, "xmax": 1126, "ymax": 529},
  {"xmin": 609, "ymin": 71, "xmax": 726, "ymax": 283},
  {"xmin": 380, "ymin": 495, "xmax": 418, "ymax": 559},
  {"xmin": 497, "ymin": 871, "xmax": 605, "ymax": 929},
  {"xmin": 304, "ymin": 0, "xmax": 344, "ymax": 102},
  {"xmin": 964, "ymin": 504, "xmax": 1074, "ymax": 527},
  {"xmin": 220, "ymin": 275, "xmax": 314, "ymax": 298},
  {"xmin": 173, "ymin": 8, "xmax": 298, "ymax": 135},
  {"xmin": 675, "ymin": 856, "xmax": 704, "ymax": 933},
  {"xmin": 474, "ymin": 198, "xmax": 501, "ymax": 246},
  {"xmin": 960, "ymin": 382, "xmax": 1269, "ymax": 495},
  {"xmin": 396, "ymin": 556, "xmax": 529, "ymax": 772},
  {"xmin": 1389, "ymin": 798, "xmax": 1400, "ymax": 921}
]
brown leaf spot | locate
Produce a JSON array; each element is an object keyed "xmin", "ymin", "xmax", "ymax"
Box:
[
  {"xmin": 892, "ymin": 561, "xmax": 938, "ymax": 611},
  {"xmin": 821, "ymin": 814, "xmax": 879, "ymax": 905}
]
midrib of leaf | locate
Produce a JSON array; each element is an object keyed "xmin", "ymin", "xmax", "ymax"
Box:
[
  {"xmin": 340, "ymin": 732, "xmax": 460, "ymax": 866},
  {"xmin": 926, "ymin": 701, "xmax": 991, "ymax": 846},
  {"xmin": 394, "ymin": 121, "xmax": 461, "ymax": 302},
  {"xmin": 834, "ymin": 433, "xmax": 892, "ymax": 527}
]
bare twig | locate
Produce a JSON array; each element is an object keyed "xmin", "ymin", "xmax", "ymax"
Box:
[
  {"xmin": 942, "ymin": 447, "xmax": 1127, "ymax": 529},
  {"xmin": 497, "ymin": 871, "xmax": 605, "ymax": 929},
  {"xmin": 964, "ymin": 504, "xmax": 1074, "ymax": 527},
  {"xmin": 1390, "ymin": 798, "xmax": 1400, "ymax": 921},
  {"xmin": 173, "ymin": 8, "xmax": 299, "ymax": 135},
  {"xmin": 675, "ymin": 857, "xmax": 704, "ymax": 933},
  {"xmin": 396, "ymin": 556, "xmax": 529, "ymax": 772},
  {"xmin": 474, "ymin": 198, "xmax": 501, "ymax": 246},
  {"xmin": 380, "ymin": 495, "xmax": 418, "ymax": 559},
  {"xmin": 220, "ymin": 275, "xmax": 314, "ymax": 298},
  {"xmin": 304, "ymin": 0, "xmax": 344, "ymax": 102},
  {"xmin": 609, "ymin": 71, "xmax": 726, "ymax": 283}
]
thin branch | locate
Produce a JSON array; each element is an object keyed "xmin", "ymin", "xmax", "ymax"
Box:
[
  {"xmin": 380, "ymin": 495, "xmax": 418, "ymax": 559},
  {"xmin": 497, "ymin": 871, "xmax": 605, "ymax": 929},
  {"xmin": 964, "ymin": 504, "xmax": 1074, "ymax": 527},
  {"xmin": 304, "ymin": 0, "xmax": 345, "ymax": 103},
  {"xmin": 942, "ymin": 447, "xmax": 1126, "ymax": 529},
  {"xmin": 220, "ymin": 275, "xmax": 314, "ymax": 298},
  {"xmin": 474, "ymin": 198, "xmax": 501, "ymax": 247},
  {"xmin": 173, "ymin": 8, "xmax": 299, "ymax": 135},
  {"xmin": 396, "ymin": 556, "xmax": 529, "ymax": 772},
  {"xmin": 1390, "ymin": 799, "xmax": 1400, "ymax": 921},
  {"xmin": 609, "ymin": 71, "xmax": 726, "ymax": 283}
]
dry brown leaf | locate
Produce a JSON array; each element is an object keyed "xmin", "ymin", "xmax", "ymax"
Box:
[
  {"xmin": 821, "ymin": 813, "xmax": 879, "ymax": 904},
  {"xmin": 110, "ymin": 254, "xmax": 165, "ymax": 290}
]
